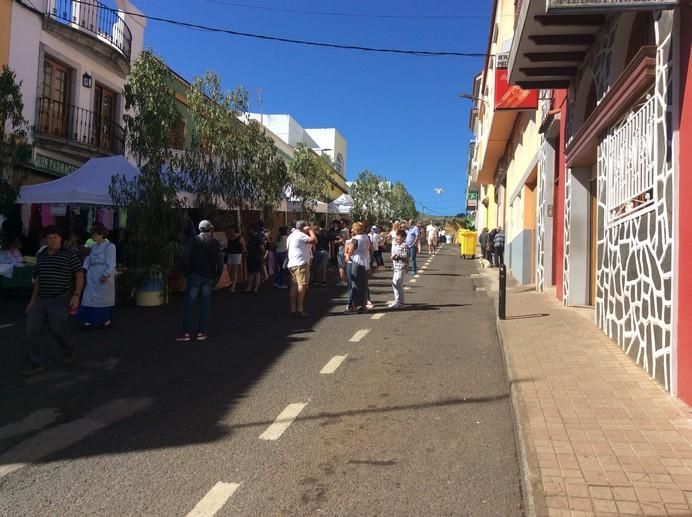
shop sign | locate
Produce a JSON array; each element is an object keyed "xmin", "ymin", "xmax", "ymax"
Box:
[
  {"xmin": 34, "ymin": 153, "xmax": 78, "ymax": 177},
  {"xmin": 494, "ymin": 69, "xmax": 538, "ymax": 111},
  {"xmin": 467, "ymin": 191, "xmax": 479, "ymax": 211},
  {"xmin": 495, "ymin": 53, "xmax": 509, "ymax": 69},
  {"xmin": 546, "ymin": 0, "xmax": 678, "ymax": 13}
]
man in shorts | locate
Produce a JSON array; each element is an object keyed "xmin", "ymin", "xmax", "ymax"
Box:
[{"xmin": 287, "ymin": 220, "xmax": 317, "ymax": 318}]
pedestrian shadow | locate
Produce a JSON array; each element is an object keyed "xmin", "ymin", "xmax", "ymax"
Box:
[
  {"xmin": 505, "ymin": 313, "xmax": 550, "ymax": 320},
  {"xmin": 324, "ymin": 303, "xmax": 471, "ymax": 317}
]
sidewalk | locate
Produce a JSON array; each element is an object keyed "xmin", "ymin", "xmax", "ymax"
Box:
[{"xmin": 479, "ymin": 266, "xmax": 692, "ymax": 517}]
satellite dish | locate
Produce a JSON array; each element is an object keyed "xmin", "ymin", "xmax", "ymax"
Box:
[{"xmin": 433, "ymin": 188, "xmax": 444, "ymax": 195}]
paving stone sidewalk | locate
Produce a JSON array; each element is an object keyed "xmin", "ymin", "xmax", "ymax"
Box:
[{"xmin": 479, "ymin": 266, "xmax": 692, "ymax": 517}]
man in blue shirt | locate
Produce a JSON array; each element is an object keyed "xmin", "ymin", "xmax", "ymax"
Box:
[{"xmin": 405, "ymin": 219, "xmax": 420, "ymax": 275}]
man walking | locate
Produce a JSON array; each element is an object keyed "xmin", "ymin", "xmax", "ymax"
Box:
[
  {"xmin": 287, "ymin": 220, "xmax": 317, "ymax": 318},
  {"xmin": 389, "ymin": 229, "xmax": 409, "ymax": 309},
  {"xmin": 176, "ymin": 220, "xmax": 224, "ymax": 342},
  {"xmin": 405, "ymin": 219, "xmax": 420, "ymax": 275},
  {"xmin": 493, "ymin": 227, "xmax": 506, "ymax": 267},
  {"xmin": 426, "ymin": 221, "xmax": 439, "ymax": 255},
  {"xmin": 478, "ymin": 228, "xmax": 489, "ymax": 261},
  {"xmin": 22, "ymin": 226, "xmax": 84, "ymax": 376}
]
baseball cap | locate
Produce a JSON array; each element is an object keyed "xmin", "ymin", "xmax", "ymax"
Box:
[{"xmin": 198, "ymin": 220, "xmax": 213, "ymax": 231}]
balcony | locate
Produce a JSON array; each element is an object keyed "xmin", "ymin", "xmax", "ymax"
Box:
[
  {"xmin": 46, "ymin": 0, "xmax": 132, "ymax": 62},
  {"xmin": 35, "ymin": 96, "xmax": 126, "ymax": 156}
]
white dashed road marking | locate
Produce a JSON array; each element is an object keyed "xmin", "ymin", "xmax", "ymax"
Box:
[
  {"xmin": 260, "ymin": 403, "xmax": 308, "ymax": 441},
  {"xmin": 186, "ymin": 481, "xmax": 241, "ymax": 517},
  {"xmin": 404, "ymin": 286, "xmax": 411, "ymax": 291},
  {"xmin": 371, "ymin": 313, "xmax": 385, "ymax": 320},
  {"xmin": 476, "ymin": 287, "xmax": 487, "ymax": 292},
  {"xmin": 410, "ymin": 279, "xmax": 417, "ymax": 283},
  {"xmin": 320, "ymin": 355, "xmax": 348, "ymax": 374},
  {"xmin": 414, "ymin": 274, "xmax": 421, "ymax": 278},
  {"xmin": 349, "ymin": 329, "xmax": 371, "ymax": 342}
]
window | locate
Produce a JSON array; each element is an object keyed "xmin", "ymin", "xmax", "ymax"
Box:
[
  {"xmin": 603, "ymin": 94, "xmax": 656, "ymax": 226},
  {"xmin": 170, "ymin": 118, "xmax": 186, "ymax": 150},
  {"xmin": 40, "ymin": 57, "xmax": 71, "ymax": 137},
  {"xmin": 94, "ymin": 84, "xmax": 117, "ymax": 152}
]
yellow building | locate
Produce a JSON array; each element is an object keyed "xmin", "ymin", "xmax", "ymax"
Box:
[{"xmin": 466, "ymin": 0, "xmax": 541, "ymax": 283}]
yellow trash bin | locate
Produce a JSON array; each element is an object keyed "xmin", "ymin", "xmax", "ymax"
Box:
[{"xmin": 459, "ymin": 230, "xmax": 478, "ymax": 259}]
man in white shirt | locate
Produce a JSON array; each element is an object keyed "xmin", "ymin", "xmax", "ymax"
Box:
[
  {"xmin": 286, "ymin": 220, "xmax": 317, "ymax": 318},
  {"xmin": 426, "ymin": 221, "xmax": 439, "ymax": 255}
]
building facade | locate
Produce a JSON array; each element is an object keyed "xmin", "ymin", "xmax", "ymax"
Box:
[
  {"xmin": 7, "ymin": 0, "xmax": 145, "ymax": 181},
  {"xmin": 247, "ymin": 113, "xmax": 348, "ymax": 200},
  {"xmin": 467, "ymin": 0, "xmax": 541, "ymax": 285},
  {"xmin": 508, "ymin": 0, "xmax": 690, "ymax": 398}
]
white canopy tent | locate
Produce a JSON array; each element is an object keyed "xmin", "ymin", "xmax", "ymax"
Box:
[
  {"xmin": 16, "ymin": 155, "xmax": 139, "ymax": 206},
  {"xmin": 327, "ymin": 193, "xmax": 353, "ymax": 215}
]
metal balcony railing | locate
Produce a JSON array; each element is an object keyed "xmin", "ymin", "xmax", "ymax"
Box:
[
  {"xmin": 603, "ymin": 94, "xmax": 657, "ymax": 226},
  {"xmin": 46, "ymin": 0, "xmax": 132, "ymax": 60},
  {"xmin": 36, "ymin": 96, "xmax": 126, "ymax": 155}
]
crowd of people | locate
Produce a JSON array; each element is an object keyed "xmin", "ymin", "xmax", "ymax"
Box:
[
  {"xmin": 14, "ymin": 217, "xmax": 446, "ymax": 375},
  {"xmin": 478, "ymin": 227, "xmax": 506, "ymax": 267}
]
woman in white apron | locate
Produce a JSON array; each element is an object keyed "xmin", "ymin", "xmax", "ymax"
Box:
[{"xmin": 77, "ymin": 224, "xmax": 116, "ymax": 328}]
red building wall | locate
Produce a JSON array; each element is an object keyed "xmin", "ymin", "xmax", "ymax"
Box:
[
  {"xmin": 552, "ymin": 90, "xmax": 567, "ymax": 301},
  {"xmin": 676, "ymin": 3, "xmax": 692, "ymax": 404}
]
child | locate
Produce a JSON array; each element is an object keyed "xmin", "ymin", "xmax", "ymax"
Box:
[{"xmin": 389, "ymin": 230, "xmax": 409, "ymax": 309}]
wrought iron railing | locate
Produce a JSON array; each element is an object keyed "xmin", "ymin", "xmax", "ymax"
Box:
[
  {"xmin": 46, "ymin": 0, "xmax": 132, "ymax": 60},
  {"xmin": 603, "ymin": 94, "xmax": 656, "ymax": 226},
  {"xmin": 36, "ymin": 96, "xmax": 125, "ymax": 155}
]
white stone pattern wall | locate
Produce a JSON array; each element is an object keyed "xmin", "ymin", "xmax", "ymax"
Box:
[
  {"xmin": 536, "ymin": 94, "xmax": 553, "ymax": 293},
  {"xmin": 564, "ymin": 17, "xmax": 616, "ymax": 306},
  {"xmin": 536, "ymin": 136, "xmax": 547, "ymax": 292},
  {"xmin": 596, "ymin": 13, "xmax": 674, "ymax": 390},
  {"xmin": 563, "ymin": 13, "xmax": 675, "ymax": 390}
]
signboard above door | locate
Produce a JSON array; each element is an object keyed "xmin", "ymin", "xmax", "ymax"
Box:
[{"xmin": 546, "ymin": 0, "xmax": 678, "ymax": 13}]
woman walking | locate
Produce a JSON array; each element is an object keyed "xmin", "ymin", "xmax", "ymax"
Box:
[
  {"xmin": 345, "ymin": 222, "xmax": 374, "ymax": 313},
  {"xmin": 77, "ymin": 224, "xmax": 116, "ymax": 328},
  {"xmin": 225, "ymin": 226, "xmax": 245, "ymax": 292},
  {"xmin": 273, "ymin": 226, "xmax": 289, "ymax": 288},
  {"xmin": 244, "ymin": 225, "xmax": 265, "ymax": 293}
]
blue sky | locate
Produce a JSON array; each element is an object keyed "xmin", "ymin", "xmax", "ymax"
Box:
[{"xmin": 131, "ymin": 0, "xmax": 491, "ymax": 216}]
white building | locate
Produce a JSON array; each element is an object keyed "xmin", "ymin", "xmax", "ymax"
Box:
[
  {"xmin": 247, "ymin": 113, "xmax": 348, "ymax": 180},
  {"xmin": 8, "ymin": 0, "xmax": 145, "ymax": 180}
]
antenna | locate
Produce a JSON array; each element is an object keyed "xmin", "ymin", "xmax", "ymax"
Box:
[{"xmin": 256, "ymin": 87, "xmax": 264, "ymax": 125}]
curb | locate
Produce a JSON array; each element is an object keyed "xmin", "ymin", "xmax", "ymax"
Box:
[
  {"xmin": 475, "ymin": 261, "xmax": 544, "ymax": 517},
  {"xmin": 495, "ymin": 318, "xmax": 545, "ymax": 517}
]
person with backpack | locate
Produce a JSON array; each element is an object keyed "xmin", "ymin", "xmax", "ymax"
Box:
[{"xmin": 176, "ymin": 220, "xmax": 224, "ymax": 342}]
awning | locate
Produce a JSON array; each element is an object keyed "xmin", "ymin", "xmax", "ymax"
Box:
[
  {"xmin": 16, "ymin": 155, "xmax": 139, "ymax": 205},
  {"xmin": 508, "ymin": 0, "xmax": 606, "ymax": 89}
]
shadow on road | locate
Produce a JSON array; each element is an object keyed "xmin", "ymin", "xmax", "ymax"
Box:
[
  {"xmin": 0, "ymin": 250, "xmax": 479, "ymax": 471},
  {"xmin": 505, "ymin": 313, "xmax": 550, "ymax": 320}
]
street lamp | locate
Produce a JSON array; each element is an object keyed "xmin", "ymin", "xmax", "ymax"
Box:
[{"xmin": 458, "ymin": 93, "xmax": 487, "ymax": 104}]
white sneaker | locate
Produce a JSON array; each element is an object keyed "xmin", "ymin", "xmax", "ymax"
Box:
[
  {"xmin": 366, "ymin": 301, "xmax": 375, "ymax": 309},
  {"xmin": 388, "ymin": 303, "xmax": 403, "ymax": 309}
]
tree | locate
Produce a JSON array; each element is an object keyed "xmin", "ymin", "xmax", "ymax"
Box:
[
  {"xmin": 110, "ymin": 51, "xmax": 185, "ymax": 278},
  {"xmin": 181, "ymin": 72, "xmax": 288, "ymax": 219},
  {"xmin": 386, "ymin": 182, "xmax": 417, "ymax": 221},
  {"xmin": 288, "ymin": 143, "xmax": 332, "ymax": 218},
  {"xmin": 0, "ymin": 66, "xmax": 29, "ymax": 217},
  {"xmin": 350, "ymin": 170, "xmax": 385, "ymax": 223},
  {"xmin": 350, "ymin": 171, "xmax": 418, "ymax": 223}
]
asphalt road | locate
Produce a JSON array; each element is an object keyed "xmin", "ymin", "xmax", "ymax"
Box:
[{"xmin": 0, "ymin": 244, "xmax": 523, "ymax": 516}]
